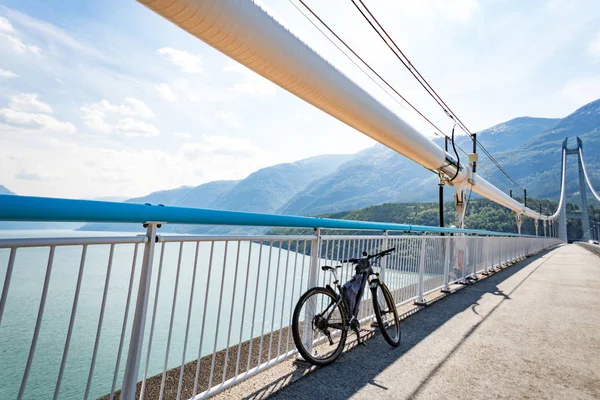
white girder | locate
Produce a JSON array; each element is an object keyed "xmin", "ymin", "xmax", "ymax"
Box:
[{"xmin": 138, "ymin": 0, "xmax": 558, "ymax": 222}]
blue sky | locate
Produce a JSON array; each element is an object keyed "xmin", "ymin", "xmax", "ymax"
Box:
[{"xmin": 1, "ymin": 0, "xmax": 599, "ymax": 199}]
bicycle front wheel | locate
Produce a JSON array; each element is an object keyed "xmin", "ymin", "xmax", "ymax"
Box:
[
  {"xmin": 372, "ymin": 282, "xmax": 401, "ymax": 347},
  {"xmin": 292, "ymin": 287, "xmax": 347, "ymax": 366}
]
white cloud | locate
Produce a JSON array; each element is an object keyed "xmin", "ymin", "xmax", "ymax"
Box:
[
  {"xmin": 4, "ymin": 35, "xmax": 41, "ymax": 55},
  {"xmin": 0, "ymin": 93, "xmax": 75, "ymax": 133},
  {"xmin": 0, "ymin": 135, "xmax": 282, "ymax": 198},
  {"xmin": 114, "ymin": 117, "xmax": 159, "ymax": 137},
  {"xmin": 0, "ymin": 108, "xmax": 76, "ymax": 133},
  {"xmin": 156, "ymin": 83, "xmax": 177, "ymax": 101},
  {"xmin": 0, "ymin": 16, "xmax": 14, "ymax": 34},
  {"xmin": 80, "ymin": 97, "xmax": 158, "ymax": 137},
  {"xmin": 0, "ymin": 68, "xmax": 18, "ymax": 78},
  {"xmin": 2, "ymin": 8, "xmax": 95, "ymax": 56},
  {"xmin": 216, "ymin": 111, "xmax": 242, "ymax": 128},
  {"xmin": 158, "ymin": 47, "xmax": 203, "ymax": 74},
  {"xmin": 589, "ymin": 32, "xmax": 600, "ymax": 61},
  {"xmin": 174, "ymin": 131, "xmax": 192, "ymax": 138},
  {"xmin": 0, "ymin": 15, "xmax": 41, "ymax": 55},
  {"xmin": 182, "ymin": 134, "xmax": 263, "ymax": 158},
  {"xmin": 224, "ymin": 61, "xmax": 277, "ymax": 98},
  {"xmin": 10, "ymin": 93, "xmax": 53, "ymax": 113}
]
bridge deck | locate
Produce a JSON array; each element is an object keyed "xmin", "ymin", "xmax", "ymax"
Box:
[{"xmin": 219, "ymin": 244, "xmax": 600, "ymax": 400}]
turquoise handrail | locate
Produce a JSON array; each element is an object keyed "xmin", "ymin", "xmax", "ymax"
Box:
[{"xmin": 0, "ymin": 194, "xmax": 529, "ymax": 236}]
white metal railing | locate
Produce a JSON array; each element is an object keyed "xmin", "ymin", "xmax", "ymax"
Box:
[{"xmin": 0, "ymin": 229, "xmax": 560, "ymax": 400}]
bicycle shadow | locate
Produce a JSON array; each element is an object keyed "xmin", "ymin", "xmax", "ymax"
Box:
[{"xmin": 239, "ymin": 248, "xmax": 555, "ymax": 400}]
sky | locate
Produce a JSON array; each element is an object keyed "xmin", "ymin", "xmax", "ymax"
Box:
[{"xmin": 0, "ymin": 0, "xmax": 599, "ymax": 199}]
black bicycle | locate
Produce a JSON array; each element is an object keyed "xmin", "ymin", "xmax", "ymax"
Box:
[{"xmin": 291, "ymin": 248, "xmax": 400, "ymax": 366}]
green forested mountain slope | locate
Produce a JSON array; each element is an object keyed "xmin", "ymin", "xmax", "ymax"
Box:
[{"xmin": 279, "ymin": 114, "xmax": 575, "ymax": 216}]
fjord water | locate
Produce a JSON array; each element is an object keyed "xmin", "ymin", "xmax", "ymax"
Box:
[{"xmin": 0, "ymin": 230, "xmax": 313, "ymax": 400}]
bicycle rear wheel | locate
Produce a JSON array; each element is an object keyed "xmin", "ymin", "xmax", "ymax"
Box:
[
  {"xmin": 292, "ymin": 287, "xmax": 347, "ymax": 366},
  {"xmin": 372, "ymin": 282, "xmax": 401, "ymax": 347}
]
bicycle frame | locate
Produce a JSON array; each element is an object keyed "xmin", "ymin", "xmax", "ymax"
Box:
[{"xmin": 321, "ymin": 255, "xmax": 386, "ymax": 330}]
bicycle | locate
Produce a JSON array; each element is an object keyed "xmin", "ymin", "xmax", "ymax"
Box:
[{"xmin": 291, "ymin": 247, "xmax": 400, "ymax": 366}]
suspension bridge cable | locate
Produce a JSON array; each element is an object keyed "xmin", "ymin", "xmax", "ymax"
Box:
[
  {"xmin": 289, "ymin": 0, "xmax": 469, "ymax": 157},
  {"xmin": 350, "ymin": 0, "xmax": 525, "ymax": 192},
  {"xmin": 579, "ymin": 147, "xmax": 600, "ymax": 202}
]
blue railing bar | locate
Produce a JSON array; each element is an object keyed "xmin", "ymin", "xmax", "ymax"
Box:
[{"xmin": 0, "ymin": 194, "xmax": 527, "ymax": 236}]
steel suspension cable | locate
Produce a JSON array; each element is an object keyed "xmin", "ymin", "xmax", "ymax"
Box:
[
  {"xmin": 579, "ymin": 147, "xmax": 600, "ymax": 202},
  {"xmin": 290, "ymin": 0, "xmax": 470, "ymax": 156},
  {"xmin": 351, "ymin": 0, "xmax": 525, "ymax": 191}
]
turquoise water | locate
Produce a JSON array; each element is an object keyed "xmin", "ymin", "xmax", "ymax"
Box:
[{"xmin": 0, "ymin": 231, "xmax": 313, "ymax": 400}]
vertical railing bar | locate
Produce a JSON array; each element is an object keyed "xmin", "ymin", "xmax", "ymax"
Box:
[
  {"xmin": 388, "ymin": 238, "xmax": 398, "ymax": 302},
  {"xmin": 176, "ymin": 241, "xmax": 201, "ymax": 400},
  {"xmin": 267, "ymin": 242, "xmax": 283, "ymax": 363},
  {"xmin": 317, "ymin": 239, "xmax": 330, "ymax": 322},
  {"xmin": 0, "ymin": 247, "xmax": 17, "ymax": 327},
  {"xmin": 235, "ymin": 241, "xmax": 253, "ymax": 377},
  {"xmin": 109, "ymin": 243, "xmax": 140, "ymax": 400},
  {"xmin": 140, "ymin": 241, "xmax": 166, "ymax": 400},
  {"xmin": 257, "ymin": 241, "xmax": 273, "ymax": 367},
  {"xmin": 285, "ymin": 240, "xmax": 300, "ymax": 354},
  {"xmin": 301, "ymin": 230, "xmax": 320, "ymax": 353},
  {"xmin": 277, "ymin": 240, "xmax": 292, "ymax": 358},
  {"xmin": 404, "ymin": 237, "xmax": 412, "ymax": 300},
  {"xmin": 159, "ymin": 241, "xmax": 185, "ymax": 400},
  {"xmin": 365, "ymin": 238, "xmax": 374, "ymax": 317},
  {"xmin": 221, "ymin": 241, "xmax": 242, "ymax": 384},
  {"xmin": 121, "ymin": 225, "xmax": 156, "ymax": 400},
  {"xmin": 245, "ymin": 241, "xmax": 263, "ymax": 373},
  {"xmin": 53, "ymin": 245, "xmax": 88, "ymax": 400},
  {"xmin": 192, "ymin": 241, "xmax": 215, "ymax": 397},
  {"xmin": 17, "ymin": 246, "xmax": 56, "ymax": 400},
  {"xmin": 84, "ymin": 243, "xmax": 115, "ymax": 400},
  {"xmin": 298, "ymin": 240, "xmax": 308, "ymax": 305},
  {"xmin": 208, "ymin": 241, "xmax": 229, "ymax": 390}
]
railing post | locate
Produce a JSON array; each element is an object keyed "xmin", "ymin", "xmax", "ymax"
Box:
[
  {"xmin": 415, "ymin": 235, "xmax": 427, "ymax": 305},
  {"xmin": 381, "ymin": 230, "xmax": 389, "ymax": 283},
  {"xmin": 441, "ymin": 236, "xmax": 451, "ymax": 292},
  {"xmin": 121, "ymin": 223, "xmax": 158, "ymax": 400},
  {"xmin": 301, "ymin": 228, "xmax": 321, "ymax": 352}
]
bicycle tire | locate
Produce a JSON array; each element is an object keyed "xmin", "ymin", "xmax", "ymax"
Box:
[
  {"xmin": 372, "ymin": 282, "xmax": 401, "ymax": 347},
  {"xmin": 292, "ymin": 287, "xmax": 347, "ymax": 366}
]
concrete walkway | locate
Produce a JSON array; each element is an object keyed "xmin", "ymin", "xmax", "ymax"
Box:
[{"xmin": 262, "ymin": 244, "xmax": 600, "ymax": 400}]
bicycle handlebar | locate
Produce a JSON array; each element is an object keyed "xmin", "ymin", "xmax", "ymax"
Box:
[{"xmin": 342, "ymin": 247, "xmax": 396, "ymax": 264}]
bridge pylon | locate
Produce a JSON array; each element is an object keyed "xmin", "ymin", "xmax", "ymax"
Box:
[{"xmin": 560, "ymin": 137, "xmax": 591, "ymax": 242}]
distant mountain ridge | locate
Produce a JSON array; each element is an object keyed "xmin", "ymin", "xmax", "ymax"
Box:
[
  {"xmin": 4, "ymin": 98, "xmax": 599, "ymax": 233},
  {"xmin": 78, "ymin": 154, "xmax": 352, "ymax": 232},
  {"xmin": 0, "ymin": 185, "xmax": 14, "ymax": 195}
]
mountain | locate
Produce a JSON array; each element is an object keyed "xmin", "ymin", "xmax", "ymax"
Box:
[
  {"xmin": 126, "ymin": 186, "xmax": 195, "ymax": 205},
  {"xmin": 0, "ymin": 185, "xmax": 15, "ymax": 195},
  {"xmin": 279, "ymin": 144, "xmax": 438, "ymax": 216},
  {"xmin": 78, "ymin": 181, "xmax": 239, "ymax": 232},
  {"xmin": 483, "ymin": 99, "xmax": 600, "ymax": 199},
  {"xmin": 7, "ymin": 98, "xmax": 600, "ymax": 234},
  {"xmin": 470, "ymin": 117, "xmax": 560, "ymax": 153},
  {"xmin": 211, "ymin": 154, "xmax": 353, "ymax": 214},
  {"xmin": 79, "ymin": 154, "xmax": 352, "ymax": 232},
  {"xmin": 269, "ymin": 199, "xmax": 600, "ymax": 241},
  {"xmin": 278, "ymin": 115, "xmax": 565, "ymax": 216}
]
